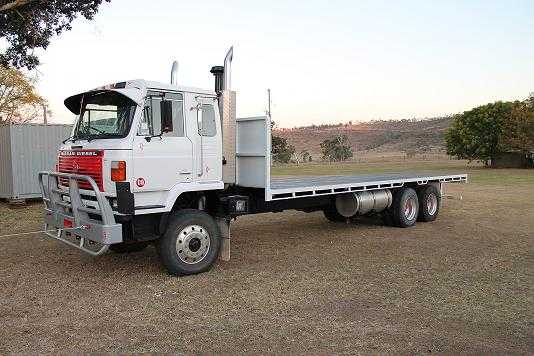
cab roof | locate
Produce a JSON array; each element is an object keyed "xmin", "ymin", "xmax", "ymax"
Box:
[
  {"xmin": 64, "ymin": 79, "xmax": 216, "ymax": 113},
  {"xmin": 138, "ymin": 80, "xmax": 216, "ymax": 96}
]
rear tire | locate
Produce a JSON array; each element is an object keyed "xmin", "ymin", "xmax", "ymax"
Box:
[
  {"xmin": 109, "ymin": 242, "xmax": 149, "ymax": 253},
  {"xmin": 391, "ymin": 187, "xmax": 419, "ymax": 228},
  {"xmin": 157, "ymin": 209, "xmax": 220, "ymax": 276},
  {"xmin": 417, "ymin": 185, "xmax": 441, "ymax": 222}
]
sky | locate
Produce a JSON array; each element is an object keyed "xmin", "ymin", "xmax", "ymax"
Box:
[{"xmin": 34, "ymin": 0, "xmax": 534, "ymax": 128}]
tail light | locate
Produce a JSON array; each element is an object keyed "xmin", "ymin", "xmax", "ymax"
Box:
[{"xmin": 111, "ymin": 161, "xmax": 126, "ymax": 181}]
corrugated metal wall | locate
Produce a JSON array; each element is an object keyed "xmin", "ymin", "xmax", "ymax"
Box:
[
  {"xmin": 0, "ymin": 124, "xmax": 71, "ymax": 199},
  {"xmin": 0, "ymin": 125, "xmax": 14, "ymax": 197}
]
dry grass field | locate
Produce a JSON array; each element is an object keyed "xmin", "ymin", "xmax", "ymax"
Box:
[{"xmin": 0, "ymin": 159, "xmax": 532, "ymax": 354}]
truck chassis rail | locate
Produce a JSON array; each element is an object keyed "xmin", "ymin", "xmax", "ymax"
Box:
[{"xmin": 38, "ymin": 171, "xmax": 123, "ymax": 256}]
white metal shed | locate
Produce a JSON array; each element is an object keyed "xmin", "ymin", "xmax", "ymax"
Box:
[{"xmin": 0, "ymin": 124, "xmax": 71, "ymax": 200}]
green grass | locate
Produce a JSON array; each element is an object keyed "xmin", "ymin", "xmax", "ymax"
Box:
[{"xmin": 272, "ymin": 159, "xmax": 534, "ymax": 186}]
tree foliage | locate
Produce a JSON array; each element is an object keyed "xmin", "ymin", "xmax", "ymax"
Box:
[
  {"xmin": 272, "ymin": 135, "xmax": 295, "ymax": 164},
  {"xmin": 446, "ymin": 99, "xmax": 534, "ymax": 163},
  {"xmin": 0, "ymin": 65, "xmax": 45, "ymax": 124},
  {"xmin": 320, "ymin": 135, "xmax": 353, "ymax": 162},
  {"xmin": 502, "ymin": 97, "xmax": 534, "ymax": 153},
  {"xmin": 300, "ymin": 150, "xmax": 312, "ymax": 163},
  {"xmin": 0, "ymin": 0, "xmax": 110, "ymax": 69}
]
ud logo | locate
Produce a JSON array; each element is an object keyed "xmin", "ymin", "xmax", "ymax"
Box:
[
  {"xmin": 136, "ymin": 177, "xmax": 146, "ymax": 187},
  {"xmin": 72, "ymin": 162, "xmax": 80, "ymax": 172}
]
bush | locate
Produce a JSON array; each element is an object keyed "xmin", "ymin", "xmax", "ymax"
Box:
[
  {"xmin": 272, "ymin": 135, "xmax": 295, "ymax": 164},
  {"xmin": 320, "ymin": 135, "xmax": 353, "ymax": 162}
]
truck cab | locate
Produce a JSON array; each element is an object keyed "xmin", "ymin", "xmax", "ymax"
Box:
[{"xmin": 60, "ymin": 80, "xmax": 223, "ymax": 214}]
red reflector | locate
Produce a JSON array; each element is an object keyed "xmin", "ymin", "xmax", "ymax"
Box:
[
  {"xmin": 63, "ymin": 219, "xmax": 73, "ymax": 228},
  {"xmin": 111, "ymin": 161, "xmax": 126, "ymax": 181}
]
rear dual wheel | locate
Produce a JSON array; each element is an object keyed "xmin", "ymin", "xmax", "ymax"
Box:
[
  {"xmin": 390, "ymin": 187, "xmax": 419, "ymax": 228},
  {"xmin": 383, "ymin": 185, "xmax": 441, "ymax": 227},
  {"xmin": 416, "ymin": 184, "xmax": 441, "ymax": 222}
]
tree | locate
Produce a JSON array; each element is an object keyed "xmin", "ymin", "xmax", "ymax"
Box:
[
  {"xmin": 445, "ymin": 101, "xmax": 518, "ymax": 163},
  {"xmin": 271, "ymin": 135, "xmax": 295, "ymax": 164},
  {"xmin": 320, "ymin": 135, "xmax": 353, "ymax": 162},
  {"xmin": 502, "ymin": 98, "xmax": 534, "ymax": 153},
  {"xmin": 300, "ymin": 150, "xmax": 312, "ymax": 163},
  {"xmin": 292, "ymin": 150, "xmax": 312, "ymax": 165},
  {"xmin": 0, "ymin": 65, "xmax": 45, "ymax": 123},
  {"xmin": 0, "ymin": 0, "xmax": 110, "ymax": 69}
]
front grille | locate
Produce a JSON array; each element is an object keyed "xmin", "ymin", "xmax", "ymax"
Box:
[{"xmin": 58, "ymin": 150, "xmax": 104, "ymax": 191}]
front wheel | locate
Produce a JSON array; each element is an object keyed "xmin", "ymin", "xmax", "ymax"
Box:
[{"xmin": 157, "ymin": 209, "xmax": 221, "ymax": 276}]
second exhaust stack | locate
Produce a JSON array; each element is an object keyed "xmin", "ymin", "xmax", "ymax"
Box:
[{"xmin": 211, "ymin": 46, "xmax": 233, "ymax": 94}]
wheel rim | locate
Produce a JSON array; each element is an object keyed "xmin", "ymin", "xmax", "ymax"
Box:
[
  {"xmin": 176, "ymin": 225, "xmax": 210, "ymax": 264},
  {"xmin": 404, "ymin": 196, "xmax": 417, "ymax": 221},
  {"xmin": 426, "ymin": 193, "xmax": 438, "ymax": 215}
]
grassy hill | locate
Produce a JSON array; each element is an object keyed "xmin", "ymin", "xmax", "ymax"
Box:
[{"xmin": 274, "ymin": 117, "xmax": 452, "ymax": 159}]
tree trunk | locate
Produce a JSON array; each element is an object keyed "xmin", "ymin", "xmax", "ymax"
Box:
[{"xmin": 0, "ymin": 0, "xmax": 40, "ymax": 12}]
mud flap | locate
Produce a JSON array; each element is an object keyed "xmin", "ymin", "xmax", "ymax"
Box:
[{"xmin": 217, "ymin": 218, "xmax": 231, "ymax": 261}]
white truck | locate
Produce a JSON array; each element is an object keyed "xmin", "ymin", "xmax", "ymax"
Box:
[{"xmin": 39, "ymin": 48, "xmax": 467, "ymax": 276}]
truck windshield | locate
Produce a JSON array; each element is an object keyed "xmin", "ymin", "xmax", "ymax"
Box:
[{"xmin": 73, "ymin": 91, "xmax": 136, "ymax": 140}]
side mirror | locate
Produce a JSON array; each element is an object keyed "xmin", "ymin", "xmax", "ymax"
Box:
[{"xmin": 160, "ymin": 100, "xmax": 173, "ymax": 133}]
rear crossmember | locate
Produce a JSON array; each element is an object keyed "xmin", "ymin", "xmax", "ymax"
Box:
[{"xmin": 38, "ymin": 171, "xmax": 123, "ymax": 256}]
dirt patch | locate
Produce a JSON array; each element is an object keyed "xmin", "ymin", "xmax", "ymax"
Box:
[{"xmin": 0, "ymin": 181, "xmax": 532, "ymax": 354}]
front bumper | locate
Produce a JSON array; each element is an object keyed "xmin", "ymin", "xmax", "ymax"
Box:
[{"xmin": 39, "ymin": 171, "xmax": 123, "ymax": 256}]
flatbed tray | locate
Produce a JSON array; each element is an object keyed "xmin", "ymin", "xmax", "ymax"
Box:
[{"xmin": 267, "ymin": 172, "xmax": 467, "ymax": 200}]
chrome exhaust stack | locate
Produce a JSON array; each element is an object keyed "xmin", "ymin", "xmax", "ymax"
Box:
[
  {"xmin": 170, "ymin": 60, "xmax": 179, "ymax": 85},
  {"xmin": 209, "ymin": 47, "xmax": 237, "ymax": 185},
  {"xmin": 211, "ymin": 46, "xmax": 233, "ymax": 94},
  {"xmin": 223, "ymin": 46, "xmax": 233, "ymax": 90}
]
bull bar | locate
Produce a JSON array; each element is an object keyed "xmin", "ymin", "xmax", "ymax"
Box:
[{"xmin": 38, "ymin": 171, "xmax": 123, "ymax": 256}]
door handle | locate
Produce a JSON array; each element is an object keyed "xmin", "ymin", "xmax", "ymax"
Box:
[{"xmin": 179, "ymin": 171, "xmax": 192, "ymax": 175}]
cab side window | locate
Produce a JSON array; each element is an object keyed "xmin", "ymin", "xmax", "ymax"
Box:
[
  {"xmin": 169, "ymin": 100, "xmax": 184, "ymax": 137},
  {"xmin": 139, "ymin": 91, "xmax": 184, "ymax": 137},
  {"xmin": 200, "ymin": 104, "xmax": 216, "ymax": 137},
  {"xmin": 139, "ymin": 96, "xmax": 161, "ymax": 136}
]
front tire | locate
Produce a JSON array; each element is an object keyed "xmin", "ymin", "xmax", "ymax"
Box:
[{"xmin": 157, "ymin": 209, "xmax": 221, "ymax": 276}]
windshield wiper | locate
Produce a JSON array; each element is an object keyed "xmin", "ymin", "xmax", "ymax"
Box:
[
  {"xmin": 88, "ymin": 126, "xmax": 106, "ymax": 134},
  {"xmin": 62, "ymin": 135, "xmax": 79, "ymax": 144}
]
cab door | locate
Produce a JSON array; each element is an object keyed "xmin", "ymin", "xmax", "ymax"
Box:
[
  {"xmin": 187, "ymin": 95, "xmax": 222, "ymax": 183},
  {"xmin": 132, "ymin": 91, "xmax": 193, "ymax": 193}
]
